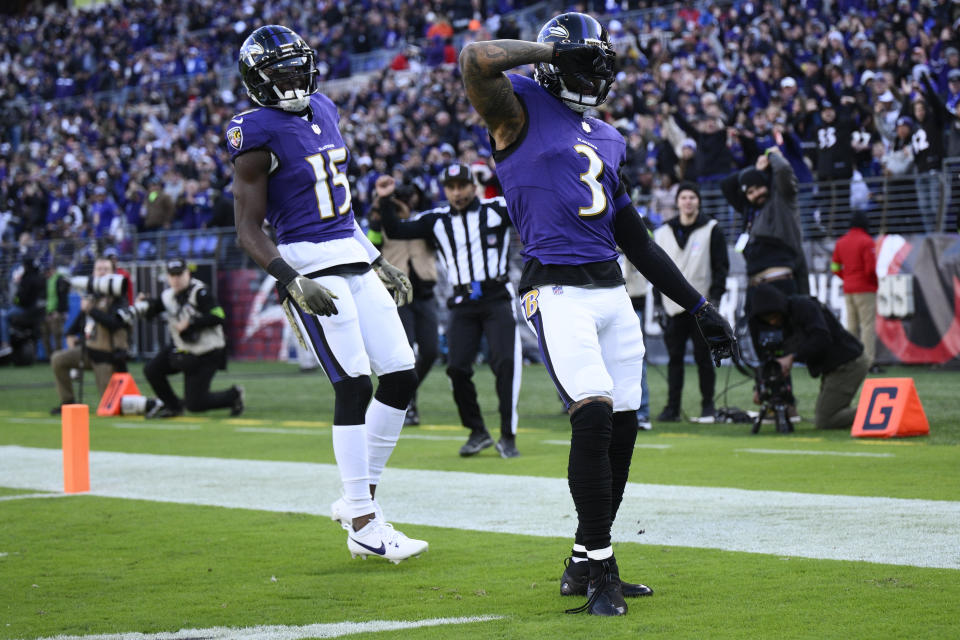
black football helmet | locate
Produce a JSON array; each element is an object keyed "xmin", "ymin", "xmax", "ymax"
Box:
[
  {"xmin": 534, "ymin": 13, "xmax": 616, "ymax": 113},
  {"xmin": 239, "ymin": 25, "xmax": 319, "ymax": 112}
]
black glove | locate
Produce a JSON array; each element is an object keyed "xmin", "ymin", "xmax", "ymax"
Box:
[
  {"xmin": 693, "ymin": 302, "xmax": 737, "ymax": 367},
  {"xmin": 373, "ymin": 256, "xmax": 413, "ymax": 307},
  {"xmin": 551, "ymin": 42, "xmax": 614, "ymax": 93}
]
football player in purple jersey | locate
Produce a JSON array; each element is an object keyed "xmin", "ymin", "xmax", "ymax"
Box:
[
  {"xmin": 461, "ymin": 13, "xmax": 736, "ymax": 615},
  {"xmin": 229, "ymin": 25, "xmax": 427, "ymax": 564}
]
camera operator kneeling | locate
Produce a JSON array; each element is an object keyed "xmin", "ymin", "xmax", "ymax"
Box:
[
  {"xmin": 749, "ymin": 284, "xmax": 870, "ymax": 430},
  {"xmin": 138, "ymin": 259, "xmax": 243, "ymax": 418}
]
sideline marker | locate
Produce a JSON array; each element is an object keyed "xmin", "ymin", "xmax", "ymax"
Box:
[
  {"xmin": 851, "ymin": 378, "xmax": 929, "ymax": 438},
  {"xmin": 61, "ymin": 404, "xmax": 90, "ymax": 493},
  {"xmin": 96, "ymin": 372, "xmax": 140, "ymax": 416}
]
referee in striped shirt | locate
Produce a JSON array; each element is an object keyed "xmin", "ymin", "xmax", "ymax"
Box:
[{"xmin": 374, "ymin": 163, "xmax": 521, "ymax": 458}]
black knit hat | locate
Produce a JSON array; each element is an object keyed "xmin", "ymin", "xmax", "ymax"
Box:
[
  {"xmin": 749, "ymin": 283, "xmax": 789, "ymax": 318},
  {"xmin": 675, "ymin": 181, "xmax": 701, "ymax": 203},
  {"xmin": 739, "ymin": 167, "xmax": 769, "ymax": 192}
]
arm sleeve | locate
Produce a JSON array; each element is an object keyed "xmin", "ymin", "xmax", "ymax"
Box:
[
  {"xmin": 769, "ymin": 152, "xmax": 798, "ymax": 197},
  {"xmin": 188, "ymin": 288, "xmax": 226, "ymax": 328},
  {"xmin": 708, "ymin": 224, "xmax": 729, "ymax": 304},
  {"xmin": 353, "ymin": 218, "xmax": 381, "ymax": 263},
  {"xmin": 922, "ymin": 75, "xmax": 949, "ymax": 125},
  {"xmin": 614, "ymin": 206, "xmax": 704, "ymax": 313},
  {"xmin": 378, "ymin": 197, "xmax": 437, "ymax": 240},
  {"xmin": 720, "ymin": 171, "xmax": 746, "ymax": 213}
]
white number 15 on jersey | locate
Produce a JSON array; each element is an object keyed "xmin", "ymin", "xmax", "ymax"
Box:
[{"xmin": 306, "ymin": 147, "xmax": 351, "ymax": 219}]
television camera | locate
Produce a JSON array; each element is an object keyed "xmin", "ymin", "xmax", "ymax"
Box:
[{"xmin": 750, "ymin": 325, "xmax": 793, "ymax": 434}]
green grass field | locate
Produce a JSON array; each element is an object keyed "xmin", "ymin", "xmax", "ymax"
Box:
[{"xmin": 1, "ymin": 359, "xmax": 958, "ymax": 639}]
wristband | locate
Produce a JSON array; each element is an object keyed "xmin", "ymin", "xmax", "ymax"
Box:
[
  {"xmin": 371, "ymin": 255, "xmax": 383, "ymax": 268},
  {"xmin": 689, "ymin": 296, "xmax": 707, "ymax": 314},
  {"xmin": 266, "ymin": 257, "xmax": 300, "ymax": 288}
]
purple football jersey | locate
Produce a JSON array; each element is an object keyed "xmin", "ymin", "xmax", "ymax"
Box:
[
  {"xmin": 494, "ymin": 74, "xmax": 627, "ymax": 266},
  {"xmin": 226, "ymin": 94, "xmax": 355, "ymax": 245}
]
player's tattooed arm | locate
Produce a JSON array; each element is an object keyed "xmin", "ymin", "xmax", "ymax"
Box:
[{"xmin": 459, "ymin": 40, "xmax": 551, "ymax": 149}]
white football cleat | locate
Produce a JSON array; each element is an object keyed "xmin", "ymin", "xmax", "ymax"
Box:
[
  {"xmin": 346, "ymin": 519, "xmax": 428, "ymax": 564},
  {"xmin": 330, "ymin": 497, "xmax": 383, "ymax": 528}
]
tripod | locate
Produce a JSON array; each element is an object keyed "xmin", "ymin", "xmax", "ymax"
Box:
[{"xmin": 751, "ymin": 399, "xmax": 793, "ymax": 434}]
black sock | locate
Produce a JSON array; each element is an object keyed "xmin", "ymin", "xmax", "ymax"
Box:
[
  {"xmin": 610, "ymin": 411, "xmax": 639, "ymax": 524},
  {"xmin": 568, "ymin": 401, "xmax": 613, "ymax": 552}
]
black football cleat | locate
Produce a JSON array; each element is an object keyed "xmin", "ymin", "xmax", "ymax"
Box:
[
  {"xmin": 459, "ymin": 429, "xmax": 494, "ymax": 456},
  {"xmin": 230, "ymin": 385, "xmax": 245, "ymax": 417},
  {"xmin": 560, "ymin": 557, "xmax": 653, "ymax": 597},
  {"xmin": 564, "ymin": 558, "xmax": 627, "ymax": 616},
  {"xmin": 495, "ymin": 436, "xmax": 520, "ymax": 458}
]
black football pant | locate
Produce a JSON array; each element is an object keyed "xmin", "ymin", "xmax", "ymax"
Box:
[
  {"xmin": 397, "ymin": 296, "xmax": 439, "ymax": 398},
  {"xmin": 445, "ymin": 298, "xmax": 518, "ymax": 438},
  {"xmin": 144, "ymin": 347, "xmax": 238, "ymax": 413},
  {"xmin": 663, "ymin": 312, "xmax": 715, "ymax": 413}
]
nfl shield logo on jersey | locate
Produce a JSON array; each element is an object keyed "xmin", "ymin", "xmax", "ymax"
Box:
[
  {"xmin": 227, "ymin": 126, "xmax": 243, "ymax": 150},
  {"xmin": 312, "ymin": 124, "xmax": 322, "ymax": 135},
  {"xmin": 552, "ymin": 285, "xmax": 564, "ymax": 295}
]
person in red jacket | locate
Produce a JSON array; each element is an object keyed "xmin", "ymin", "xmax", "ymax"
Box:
[{"xmin": 831, "ymin": 211, "xmax": 882, "ymax": 373}]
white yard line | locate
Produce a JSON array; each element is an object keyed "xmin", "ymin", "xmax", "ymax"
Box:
[
  {"xmin": 737, "ymin": 448, "xmax": 895, "ymax": 458},
  {"xmin": 111, "ymin": 423, "xmax": 202, "ymax": 431},
  {"xmin": 20, "ymin": 615, "xmax": 505, "ymax": 640},
  {"xmin": 235, "ymin": 427, "xmax": 325, "ymax": 435},
  {"xmin": 0, "ymin": 492, "xmax": 68, "ymax": 502},
  {"xmin": 541, "ymin": 439, "xmax": 673, "ymax": 449},
  {"xmin": 0, "ymin": 445, "xmax": 957, "ymax": 570}
]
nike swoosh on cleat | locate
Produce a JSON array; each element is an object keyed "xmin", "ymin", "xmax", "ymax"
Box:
[{"xmin": 350, "ymin": 538, "xmax": 386, "ymax": 555}]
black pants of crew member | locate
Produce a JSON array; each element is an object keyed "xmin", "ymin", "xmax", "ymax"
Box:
[
  {"xmin": 446, "ymin": 297, "xmax": 516, "ymax": 438},
  {"xmin": 144, "ymin": 347, "xmax": 237, "ymax": 413},
  {"xmin": 397, "ymin": 296, "xmax": 439, "ymax": 394},
  {"xmin": 663, "ymin": 312, "xmax": 715, "ymax": 414}
]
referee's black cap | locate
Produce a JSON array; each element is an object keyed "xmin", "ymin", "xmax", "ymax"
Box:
[{"xmin": 440, "ymin": 163, "xmax": 474, "ymax": 185}]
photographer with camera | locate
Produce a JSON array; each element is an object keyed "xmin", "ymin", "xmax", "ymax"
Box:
[
  {"xmin": 50, "ymin": 256, "xmax": 131, "ymax": 414},
  {"xmin": 720, "ymin": 148, "xmax": 808, "ymax": 302},
  {"xmin": 137, "ymin": 259, "xmax": 243, "ymax": 419},
  {"xmin": 749, "ymin": 283, "xmax": 869, "ymax": 431}
]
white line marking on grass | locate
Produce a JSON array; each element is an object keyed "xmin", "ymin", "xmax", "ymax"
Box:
[
  {"xmin": 542, "ymin": 439, "xmax": 672, "ymax": 449},
  {"xmin": 112, "ymin": 423, "xmax": 202, "ymax": 431},
  {"xmin": 1, "ymin": 446, "xmax": 958, "ymax": 569},
  {"xmin": 0, "ymin": 492, "xmax": 70, "ymax": 502},
  {"xmin": 8, "ymin": 417, "xmax": 61, "ymax": 424},
  {"xmin": 235, "ymin": 427, "xmax": 325, "ymax": 436},
  {"xmin": 400, "ymin": 434, "xmax": 469, "ymax": 441},
  {"xmin": 737, "ymin": 448, "xmax": 895, "ymax": 458},
  {"xmin": 19, "ymin": 615, "xmax": 505, "ymax": 640}
]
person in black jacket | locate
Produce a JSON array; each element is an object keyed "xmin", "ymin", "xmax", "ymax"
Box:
[
  {"xmin": 749, "ymin": 283, "xmax": 869, "ymax": 430},
  {"xmin": 903, "ymin": 74, "xmax": 949, "ymax": 232},
  {"xmin": 813, "ymin": 97, "xmax": 857, "ymax": 236}
]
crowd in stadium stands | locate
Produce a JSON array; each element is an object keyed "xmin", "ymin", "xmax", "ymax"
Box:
[{"xmin": 2, "ymin": 0, "xmax": 960, "ymax": 268}]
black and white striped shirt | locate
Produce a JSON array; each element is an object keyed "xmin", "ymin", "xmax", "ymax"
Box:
[{"xmin": 380, "ymin": 196, "xmax": 512, "ymax": 291}]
